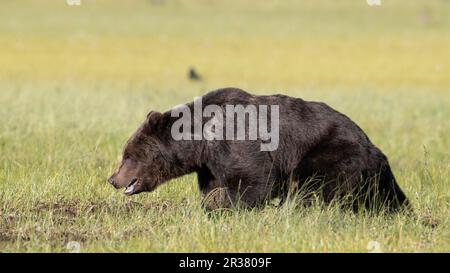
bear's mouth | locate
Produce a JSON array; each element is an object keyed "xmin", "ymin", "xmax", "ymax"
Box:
[{"xmin": 124, "ymin": 178, "xmax": 138, "ymax": 196}]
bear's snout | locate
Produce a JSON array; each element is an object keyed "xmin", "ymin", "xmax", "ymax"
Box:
[{"xmin": 108, "ymin": 175, "xmax": 119, "ymax": 189}]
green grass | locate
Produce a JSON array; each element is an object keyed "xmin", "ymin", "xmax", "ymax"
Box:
[{"xmin": 0, "ymin": 0, "xmax": 449, "ymax": 252}]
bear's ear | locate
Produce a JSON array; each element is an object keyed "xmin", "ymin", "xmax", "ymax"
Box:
[
  {"xmin": 144, "ymin": 111, "xmax": 172, "ymax": 141},
  {"xmin": 147, "ymin": 110, "xmax": 161, "ymax": 119},
  {"xmin": 145, "ymin": 111, "xmax": 166, "ymax": 132},
  {"xmin": 146, "ymin": 111, "xmax": 162, "ymax": 125}
]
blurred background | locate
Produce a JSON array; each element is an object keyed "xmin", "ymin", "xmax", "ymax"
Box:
[{"xmin": 1, "ymin": 0, "xmax": 449, "ymax": 93}]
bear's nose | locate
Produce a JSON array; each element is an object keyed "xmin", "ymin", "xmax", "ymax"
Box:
[{"xmin": 108, "ymin": 176, "xmax": 116, "ymax": 186}]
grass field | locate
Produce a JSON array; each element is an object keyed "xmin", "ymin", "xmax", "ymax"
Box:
[{"xmin": 0, "ymin": 0, "xmax": 449, "ymax": 252}]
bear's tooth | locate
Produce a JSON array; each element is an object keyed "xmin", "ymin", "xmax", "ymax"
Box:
[{"xmin": 125, "ymin": 184, "xmax": 135, "ymax": 194}]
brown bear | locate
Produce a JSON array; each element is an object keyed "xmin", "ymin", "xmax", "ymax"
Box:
[{"xmin": 108, "ymin": 88, "xmax": 410, "ymax": 212}]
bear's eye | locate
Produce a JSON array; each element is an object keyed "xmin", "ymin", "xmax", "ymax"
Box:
[
  {"xmin": 123, "ymin": 151, "xmax": 139, "ymax": 162},
  {"xmin": 122, "ymin": 152, "xmax": 132, "ymax": 160},
  {"xmin": 122, "ymin": 158, "xmax": 138, "ymax": 168},
  {"xmin": 143, "ymin": 152, "xmax": 155, "ymax": 162}
]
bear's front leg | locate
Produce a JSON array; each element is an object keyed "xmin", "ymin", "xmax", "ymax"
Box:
[
  {"xmin": 201, "ymin": 187, "xmax": 234, "ymax": 211},
  {"xmin": 197, "ymin": 166, "xmax": 269, "ymax": 210},
  {"xmin": 201, "ymin": 184, "xmax": 265, "ymax": 211}
]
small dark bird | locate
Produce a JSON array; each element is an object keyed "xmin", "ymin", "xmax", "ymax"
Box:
[{"xmin": 188, "ymin": 67, "xmax": 202, "ymax": 81}]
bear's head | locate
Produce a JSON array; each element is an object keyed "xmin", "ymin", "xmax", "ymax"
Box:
[{"xmin": 108, "ymin": 111, "xmax": 173, "ymax": 196}]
